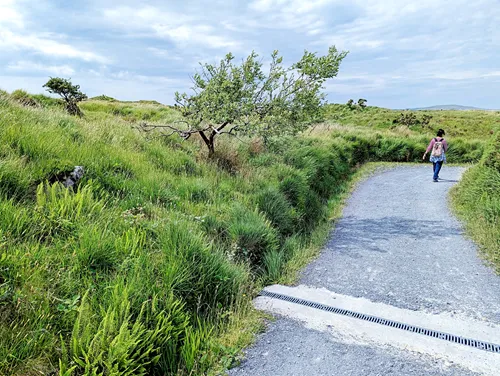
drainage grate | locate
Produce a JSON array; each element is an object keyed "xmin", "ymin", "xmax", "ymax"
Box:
[{"xmin": 259, "ymin": 290, "xmax": 500, "ymax": 354}]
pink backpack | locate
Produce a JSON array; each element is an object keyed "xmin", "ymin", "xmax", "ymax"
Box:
[{"xmin": 431, "ymin": 138, "xmax": 444, "ymax": 157}]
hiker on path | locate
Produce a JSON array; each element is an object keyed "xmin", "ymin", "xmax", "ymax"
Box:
[{"xmin": 423, "ymin": 129, "xmax": 448, "ymax": 182}]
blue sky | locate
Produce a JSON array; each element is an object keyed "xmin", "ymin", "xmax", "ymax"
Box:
[{"xmin": 1, "ymin": 0, "xmax": 499, "ymax": 108}]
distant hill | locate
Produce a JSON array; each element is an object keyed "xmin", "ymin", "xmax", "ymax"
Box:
[{"xmin": 409, "ymin": 104, "xmax": 487, "ymax": 111}]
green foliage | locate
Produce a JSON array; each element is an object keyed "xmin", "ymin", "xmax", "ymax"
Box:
[
  {"xmin": 43, "ymin": 77, "xmax": 87, "ymax": 117},
  {"xmin": 91, "ymin": 94, "xmax": 117, "ymax": 101},
  {"xmin": 256, "ymin": 188, "xmax": 297, "ymax": 236},
  {"xmin": 346, "ymin": 98, "xmax": 367, "ymax": 110},
  {"xmin": 392, "ymin": 111, "xmax": 432, "ymax": 128},
  {"xmin": 10, "ymin": 89, "xmax": 40, "ymax": 107},
  {"xmin": 64, "ymin": 287, "xmax": 190, "ymax": 376},
  {"xmin": 80, "ymin": 100, "xmax": 179, "ymax": 123},
  {"xmin": 263, "ymin": 250, "xmax": 286, "ymax": 283},
  {"xmin": 394, "ymin": 111, "xmax": 418, "ymax": 127},
  {"xmin": 324, "ymin": 103, "xmax": 499, "ymax": 140},
  {"xmin": 452, "ymin": 131, "xmax": 500, "ymax": 272},
  {"xmin": 228, "ymin": 205, "xmax": 279, "ymax": 264},
  {"xmin": 169, "ymin": 47, "xmax": 347, "ymax": 155},
  {"xmin": 0, "ymin": 89, "xmax": 493, "ymax": 375}
]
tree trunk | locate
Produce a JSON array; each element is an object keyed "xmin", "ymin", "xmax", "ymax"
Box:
[{"xmin": 199, "ymin": 131, "xmax": 216, "ymax": 158}]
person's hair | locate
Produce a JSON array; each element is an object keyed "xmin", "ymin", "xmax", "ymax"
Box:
[{"xmin": 437, "ymin": 129, "xmax": 445, "ymax": 137}]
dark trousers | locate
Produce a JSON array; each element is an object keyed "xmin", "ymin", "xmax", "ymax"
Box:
[{"xmin": 433, "ymin": 161, "xmax": 443, "ymax": 180}]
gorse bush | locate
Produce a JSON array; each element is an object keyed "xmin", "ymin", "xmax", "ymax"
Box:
[{"xmin": 0, "ymin": 90, "xmax": 491, "ymax": 375}]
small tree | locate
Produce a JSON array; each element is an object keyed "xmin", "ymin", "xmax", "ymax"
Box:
[
  {"xmin": 140, "ymin": 47, "xmax": 347, "ymax": 156},
  {"xmin": 400, "ymin": 112, "xmax": 418, "ymax": 126},
  {"xmin": 346, "ymin": 99, "xmax": 355, "ymax": 110},
  {"xmin": 43, "ymin": 77, "xmax": 87, "ymax": 117},
  {"xmin": 357, "ymin": 98, "xmax": 367, "ymax": 109},
  {"xmin": 421, "ymin": 114, "xmax": 433, "ymax": 128}
]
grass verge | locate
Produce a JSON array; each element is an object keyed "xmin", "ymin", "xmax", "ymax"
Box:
[{"xmin": 451, "ymin": 131, "xmax": 500, "ymax": 273}]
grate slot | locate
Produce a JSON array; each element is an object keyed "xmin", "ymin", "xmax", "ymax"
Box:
[{"xmin": 259, "ymin": 290, "xmax": 500, "ymax": 354}]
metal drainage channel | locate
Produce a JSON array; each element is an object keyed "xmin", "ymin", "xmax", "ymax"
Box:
[{"xmin": 259, "ymin": 290, "xmax": 500, "ymax": 354}]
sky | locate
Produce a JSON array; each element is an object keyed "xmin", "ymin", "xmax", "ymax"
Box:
[{"xmin": 1, "ymin": 0, "xmax": 499, "ymax": 109}]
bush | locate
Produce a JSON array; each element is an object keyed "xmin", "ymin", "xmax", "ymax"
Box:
[
  {"xmin": 10, "ymin": 89, "xmax": 40, "ymax": 107},
  {"xmin": 90, "ymin": 95, "xmax": 117, "ymax": 101}
]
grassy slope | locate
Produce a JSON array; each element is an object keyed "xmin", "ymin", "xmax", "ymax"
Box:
[
  {"xmin": 451, "ymin": 132, "xmax": 500, "ymax": 272},
  {"xmin": 0, "ymin": 92, "xmax": 492, "ymax": 375},
  {"xmin": 324, "ymin": 104, "xmax": 499, "ymax": 140}
]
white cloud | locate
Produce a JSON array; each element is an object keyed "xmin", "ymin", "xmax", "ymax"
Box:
[
  {"xmin": 148, "ymin": 47, "xmax": 184, "ymax": 61},
  {"xmin": 243, "ymin": 0, "xmax": 334, "ymax": 33},
  {"xmin": 0, "ymin": 31, "xmax": 109, "ymax": 63},
  {"xmin": 0, "ymin": 1, "xmax": 108, "ymax": 63},
  {"xmin": 249, "ymin": 0, "xmax": 334, "ymax": 13},
  {"xmin": 7, "ymin": 60, "xmax": 75, "ymax": 76},
  {"xmin": 0, "ymin": 0, "xmax": 24, "ymax": 28},
  {"xmin": 104, "ymin": 6, "xmax": 240, "ymax": 50},
  {"xmin": 1, "ymin": 0, "xmax": 500, "ymax": 108}
]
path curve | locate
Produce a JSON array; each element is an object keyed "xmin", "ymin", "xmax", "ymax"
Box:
[{"xmin": 229, "ymin": 166, "xmax": 500, "ymax": 376}]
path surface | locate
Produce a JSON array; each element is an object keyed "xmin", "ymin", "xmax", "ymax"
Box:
[{"xmin": 229, "ymin": 166, "xmax": 500, "ymax": 376}]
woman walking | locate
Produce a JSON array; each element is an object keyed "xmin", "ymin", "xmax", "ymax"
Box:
[{"xmin": 423, "ymin": 129, "xmax": 448, "ymax": 182}]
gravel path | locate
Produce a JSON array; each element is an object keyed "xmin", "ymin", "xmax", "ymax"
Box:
[{"xmin": 229, "ymin": 166, "xmax": 500, "ymax": 376}]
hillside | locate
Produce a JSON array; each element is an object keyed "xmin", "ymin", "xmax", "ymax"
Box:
[
  {"xmin": 410, "ymin": 104, "xmax": 486, "ymax": 111},
  {"xmin": 324, "ymin": 103, "xmax": 499, "ymax": 140},
  {"xmin": 0, "ymin": 90, "xmax": 494, "ymax": 375}
]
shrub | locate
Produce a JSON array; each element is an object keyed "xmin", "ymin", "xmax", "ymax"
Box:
[
  {"xmin": 302, "ymin": 190, "xmax": 326, "ymax": 231},
  {"xmin": 483, "ymin": 132, "xmax": 500, "ymax": 172},
  {"xmin": 10, "ymin": 89, "xmax": 40, "ymax": 107},
  {"xmin": 91, "ymin": 95, "xmax": 117, "ymax": 101}
]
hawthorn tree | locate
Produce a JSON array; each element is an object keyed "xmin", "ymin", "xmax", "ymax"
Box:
[
  {"xmin": 140, "ymin": 46, "xmax": 348, "ymax": 157},
  {"xmin": 346, "ymin": 98, "xmax": 367, "ymax": 110},
  {"xmin": 43, "ymin": 77, "xmax": 87, "ymax": 117},
  {"xmin": 357, "ymin": 98, "xmax": 367, "ymax": 109}
]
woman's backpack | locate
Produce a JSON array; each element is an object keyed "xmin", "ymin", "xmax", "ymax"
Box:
[{"xmin": 431, "ymin": 138, "xmax": 445, "ymax": 157}]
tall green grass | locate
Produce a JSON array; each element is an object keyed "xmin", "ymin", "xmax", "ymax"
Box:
[
  {"xmin": 0, "ymin": 89, "xmax": 489, "ymax": 375},
  {"xmin": 451, "ymin": 131, "xmax": 500, "ymax": 272}
]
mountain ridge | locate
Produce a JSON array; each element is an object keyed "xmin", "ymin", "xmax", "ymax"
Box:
[{"xmin": 408, "ymin": 104, "xmax": 491, "ymax": 111}]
